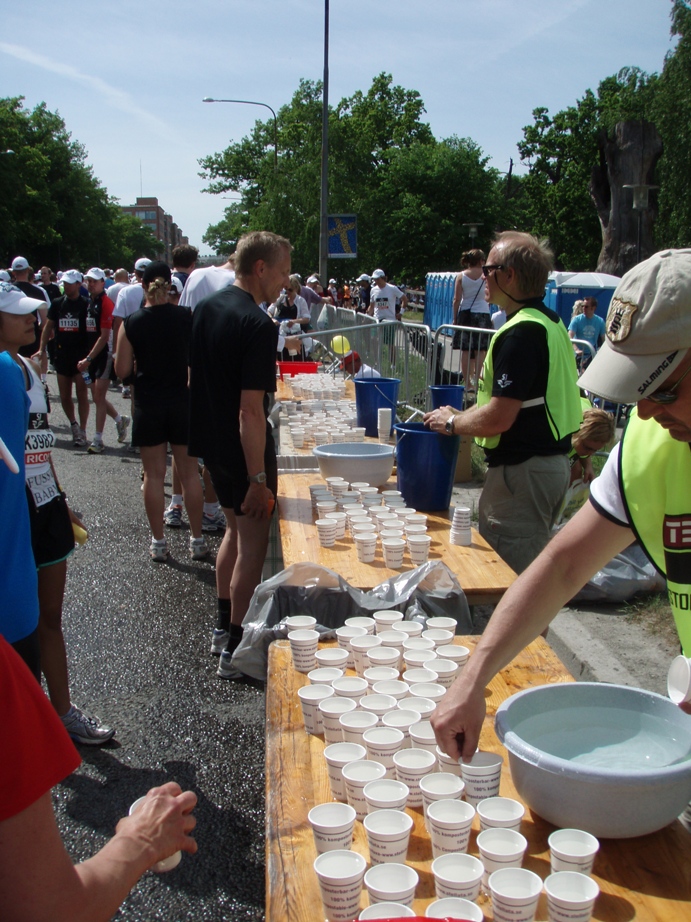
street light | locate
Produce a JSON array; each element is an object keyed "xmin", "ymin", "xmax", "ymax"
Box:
[
  {"xmin": 203, "ymin": 97, "xmax": 278, "ymax": 172},
  {"xmin": 623, "ymin": 183, "xmax": 658, "ymax": 264}
]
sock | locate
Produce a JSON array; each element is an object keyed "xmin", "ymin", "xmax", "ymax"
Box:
[
  {"xmin": 114, "ymin": 413, "xmax": 122, "ymax": 424},
  {"xmin": 204, "ymin": 501, "xmax": 220, "ymax": 515},
  {"xmin": 216, "ymin": 598, "xmax": 231, "ymax": 632},
  {"xmin": 94, "ymin": 431, "xmax": 103, "ymax": 441},
  {"xmin": 171, "ymin": 494, "xmax": 184, "ymax": 508},
  {"xmin": 225, "ymin": 622, "xmax": 243, "ymax": 656},
  {"xmin": 71, "ymin": 420, "xmax": 79, "ymax": 430}
]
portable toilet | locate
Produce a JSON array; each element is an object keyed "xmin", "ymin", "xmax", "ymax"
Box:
[
  {"xmin": 423, "ymin": 272, "xmax": 456, "ymax": 330},
  {"xmin": 545, "ymin": 272, "xmax": 620, "ymax": 326}
]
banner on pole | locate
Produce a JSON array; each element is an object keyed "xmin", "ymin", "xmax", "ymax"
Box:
[{"xmin": 328, "ymin": 214, "xmax": 357, "ymax": 258}]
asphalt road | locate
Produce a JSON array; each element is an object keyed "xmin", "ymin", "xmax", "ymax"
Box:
[{"xmin": 51, "ymin": 385, "xmax": 266, "ymax": 921}]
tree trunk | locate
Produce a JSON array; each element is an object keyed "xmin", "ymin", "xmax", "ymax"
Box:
[{"xmin": 590, "ymin": 120, "xmax": 663, "ymax": 275}]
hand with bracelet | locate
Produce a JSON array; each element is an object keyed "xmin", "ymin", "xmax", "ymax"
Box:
[{"xmin": 423, "ymin": 405, "xmax": 459, "ymax": 435}]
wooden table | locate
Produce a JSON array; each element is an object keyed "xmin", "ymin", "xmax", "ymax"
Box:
[
  {"xmin": 277, "ymin": 472, "xmax": 516, "ymax": 606},
  {"xmin": 266, "ymin": 638, "xmax": 691, "ymax": 921}
]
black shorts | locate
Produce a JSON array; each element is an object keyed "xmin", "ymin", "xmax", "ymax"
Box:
[
  {"xmin": 132, "ymin": 397, "xmax": 191, "ymax": 447},
  {"xmin": 454, "ymin": 311, "xmax": 493, "ymax": 354},
  {"xmin": 206, "ymin": 439, "xmax": 278, "ymax": 516},
  {"xmin": 27, "ymin": 490, "xmax": 75, "ymax": 569},
  {"xmin": 54, "ymin": 352, "xmax": 82, "ymax": 378}
]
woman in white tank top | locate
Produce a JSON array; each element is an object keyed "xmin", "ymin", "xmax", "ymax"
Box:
[{"xmin": 452, "ymin": 248, "xmax": 492, "ymax": 393}]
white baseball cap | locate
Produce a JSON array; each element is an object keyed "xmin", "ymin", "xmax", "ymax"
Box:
[
  {"xmin": 306, "ymin": 275, "xmax": 320, "ymax": 284},
  {"xmin": 170, "ymin": 276, "xmax": 184, "ymax": 294},
  {"xmin": 134, "ymin": 257, "xmax": 152, "ymax": 272},
  {"xmin": 371, "ymin": 269, "xmax": 386, "ymax": 279},
  {"xmin": 10, "ymin": 256, "xmax": 29, "ymax": 272},
  {"xmin": 356, "ymin": 274, "xmax": 371, "ymax": 283},
  {"xmin": 0, "ymin": 281, "xmax": 45, "ymax": 315},
  {"xmin": 85, "ymin": 267, "xmax": 106, "ymax": 281},
  {"xmin": 329, "ymin": 278, "xmax": 337, "ymax": 285},
  {"xmin": 0, "ymin": 270, "xmax": 10, "ymax": 282},
  {"xmin": 61, "ymin": 269, "xmax": 83, "ymax": 285}
]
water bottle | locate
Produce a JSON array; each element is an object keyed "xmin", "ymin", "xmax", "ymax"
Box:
[{"xmin": 81, "ymin": 369, "xmax": 91, "ymax": 384}]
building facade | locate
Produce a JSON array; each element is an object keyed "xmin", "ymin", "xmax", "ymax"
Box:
[{"xmin": 120, "ymin": 196, "xmax": 189, "ymax": 264}]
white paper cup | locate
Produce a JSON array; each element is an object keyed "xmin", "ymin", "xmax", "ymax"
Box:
[
  {"xmin": 408, "ymin": 682, "xmax": 446, "ymax": 702},
  {"xmin": 477, "ymin": 796, "xmax": 525, "ymax": 832},
  {"xmin": 366, "ymin": 647, "xmax": 401, "ymax": 671},
  {"xmin": 345, "ymin": 616, "xmax": 376, "ymax": 634},
  {"xmin": 316, "ymin": 511, "xmax": 338, "ymax": 535},
  {"xmin": 332, "ymin": 676, "xmax": 369, "ymax": 699},
  {"xmin": 319, "ymin": 696, "xmax": 358, "ymax": 743},
  {"xmin": 427, "ymin": 798, "xmax": 476, "ymax": 857},
  {"xmin": 406, "ymin": 513, "xmax": 427, "ymax": 527},
  {"xmin": 393, "ymin": 747, "xmax": 438, "ymax": 806},
  {"xmin": 325, "ymin": 511, "xmax": 347, "ymax": 539},
  {"xmin": 477, "ymin": 828, "xmax": 528, "ymax": 885},
  {"xmin": 325, "ymin": 476, "xmax": 346, "ymax": 490},
  {"xmin": 360, "ymin": 902, "xmax": 415, "ymax": 919},
  {"xmin": 395, "ymin": 621, "xmax": 424, "ymax": 638},
  {"xmin": 285, "ymin": 615, "xmax": 317, "ymax": 630},
  {"xmin": 298, "ymin": 683, "xmax": 335, "ymax": 734},
  {"xmin": 408, "ymin": 719, "xmax": 439, "ymax": 754},
  {"xmin": 403, "ymin": 636, "xmax": 436, "ymax": 651},
  {"xmin": 402, "ymin": 649, "xmax": 437, "ymax": 670},
  {"xmin": 377, "ymin": 630, "xmax": 407, "ymax": 652},
  {"xmin": 340, "ymin": 709, "xmax": 380, "ymax": 745},
  {"xmin": 308, "ymin": 666, "xmax": 345, "ymax": 686},
  {"xmin": 315, "ymin": 647, "xmax": 350, "ymax": 669},
  {"xmin": 488, "ymin": 868, "xmax": 543, "ymax": 922},
  {"xmin": 352, "ymin": 521, "xmax": 377, "ymax": 539},
  {"xmin": 363, "ymin": 808, "xmax": 414, "ymax": 865},
  {"xmin": 544, "ymin": 871, "xmax": 600, "ymax": 922},
  {"xmin": 381, "ymin": 708, "xmax": 421, "ymax": 746},
  {"xmin": 402, "ymin": 665, "xmax": 437, "ymax": 683},
  {"xmin": 381, "ymin": 490, "xmax": 402, "ymax": 500},
  {"xmin": 363, "ymin": 778, "xmax": 410, "ymax": 813},
  {"xmin": 425, "ymin": 617, "xmax": 458, "ymax": 632},
  {"xmin": 422, "ymin": 628, "xmax": 454, "ymax": 648},
  {"xmin": 336, "ymin": 625, "xmax": 368, "ymax": 669},
  {"xmin": 425, "ymin": 897, "xmax": 483, "ymax": 920},
  {"xmin": 350, "ymin": 481, "xmax": 372, "ymax": 490},
  {"xmin": 364, "ymin": 862, "xmax": 419, "ymax": 908},
  {"xmin": 373, "ymin": 610, "xmax": 405, "ymax": 632},
  {"xmin": 380, "ymin": 528, "xmax": 405, "ymax": 541},
  {"xmin": 288, "ymin": 628, "xmax": 320, "ymax": 673},
  {"xmin": 364, "ymin": 666, "xmax": 400, "ymax": 687},
  {"xmin": 431, "ymin": 852, "xmax": 485, "ymax": 901},
  {"xmin": 314, "ymin": 849, "xmax": 366, "ymax": 922},
  {"xmin": 342, "ymin": 759, "xmax": 387, "ymax": 819},
  {"xmin": 129, "ymin": 797, "xmax": 182, "ymax": 872},
  {"xmin": 420, "ymin": 772, "xmax": 466, "ymax": 829},
  {"xmin": 461, "ymin": 751, "xmax": 503, "ymax": 805},
  {"xmin": 433, "ymin": 745, "xmax": 462, "ymax": 777},
  {"xmin": 362, "ymin": 726, "xmax": 406, "ymax": 777},
  {"xmin": 355, "ymin": 533, "xmax": 378, "ymax": 563},
  {"xmin": 667, "ymin": 655, "xmax": 691, "ymax": 704},
  {"xmin": 308, "ymin": 802, "xmax": 357, "ymax": 854},
  {"xmin": 351, "ymin": 635, "xmax": 384, "ymax": 676},
  {"xmin": 291, "ymin": 429, "xmax": 305, "ymax": 448},
  {"xmin": 382, "ymin": 537, "xmax": 406, "ymax": 569},
  {"xmin": 436, "ymin": 644, "xmax": 470, "ymax": 665},
  {"xmin": 404, "ymin": 524, "xmax": 428, "ymax": 539},
  {"xmin": 548, "ymin": 829, "xmax": 600, "ymax": 875},
  {"xmin": 324, "ymin": 742, "xmax": 368, "ymax": 801},
  {"xmin": 360, "ymin": 695, "xmax": 399, "ymax": 719},
  {"xmin": 372, "ymin": 679, "xmax": 410, "ymax": 702},
  {"xmin": 404, "ymin": 697, "xmax": 437, "ymax": 717},
  {"xmin": 425, "ymin": 658, "xmax": 459, "ymax": 689}
]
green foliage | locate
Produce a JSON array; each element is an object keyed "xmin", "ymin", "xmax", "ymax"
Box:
[{"xmin": 0, "ymin": 97, "xmax": 160, "ymax": 270}]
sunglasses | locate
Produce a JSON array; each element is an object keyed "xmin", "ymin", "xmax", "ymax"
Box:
[
  {"xmin": 645, "ymin": 364, "xmax": 691, "ymax": 404},
  {"xmin": 481, "ymin": 264, "xmax": 505, "ymax": 278}
]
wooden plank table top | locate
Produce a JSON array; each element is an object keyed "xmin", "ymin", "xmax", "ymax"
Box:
[
  {"xmin": 266, "ymin": 637, "xmax": 691, "ymax": 922},
  {"xmin": 277, "ymin": 472, "xmax": 516, "ymax": 606}
]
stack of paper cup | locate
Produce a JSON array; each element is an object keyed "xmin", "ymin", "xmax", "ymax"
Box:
[
  {"xmin": 378, "ymin": 407, "xmax": 393, "ymax": 443},
  {"xmin": 450, "ymin": 505, "xmax": 472, "ymax": 546}
]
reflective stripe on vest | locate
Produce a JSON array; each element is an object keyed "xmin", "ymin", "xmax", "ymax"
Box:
[{"xmin": 620, "ymin": 410, "xmax": 691, "ymax": 655}]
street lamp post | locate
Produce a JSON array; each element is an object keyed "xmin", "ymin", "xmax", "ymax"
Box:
[
  {"xmin": 319, "ymin": 0, "xmax": 330, "ymax": 286},
  {"xmin": 202, "ymin": 97, "xmax": 278, "ymax": 172},
  {"xmin": 623, "ymin": 183, "xmax": 658, "ymax": 264}
]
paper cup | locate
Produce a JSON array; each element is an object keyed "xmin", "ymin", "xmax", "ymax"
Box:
[
  {"xmin": 461, "ymin": 751, "xmax": 503, "ymax": 805},
  {"xmin": 425, "ymin": 897, "xmax": 483, "ymax": 920},
  {"xmin": 129, "ymin": 797, "xmax": 181, "ymax": 872},
  {"xmin": 544, "ymin": 871, "xmax": 600, "ymax": 922},
  {"xmin": 402, "ymin": 649, "xmax": 437, "ymax": 670},
  {"xmin": 667, "ymin": 655, "xmax": 691, "ymax": 704},
  {"xmin": 308, "ymin": 802, "xmax": 357, "ymax": 854},
  {"xmin": 364, "ymin": 862, "xmax": 419, "ymax": 908},
  {"xmin": 366, "ymin": 647, "xmax": 401, "ymax": 671},
  {"xmin": 425, "ymin": 617, "xmax": 458, "ymax": 632},
  {"xmin": 315, "ymin": 647, "xmax": 350, "ymax": 669},
  {"xmin": 431, "ymin": 852, "xmax": 485, "ymax": 901},
  {"xmin": 427, "ymin": 798, "xmax": 476, "ymax": 857},
  {"xmin": 395, "ymin": 621, "xmax": 424, "ymax": 638},
  {"xmin": 404, "ymin": 697, "xmax": 437, "ymax": 717},
  {"xmin": 336, "ymin": 625, "xmax": 368, "ymax": 669},
  {"xmin": 403, "ymin": 636, "xmax": 436, "ymax": 651},
  {"xmin": 324, "ymin": 742, "xmax": 368, "ymax": 801},
  {"xmin": 548, "ymin": 829, "xmax": 600, "ymax": 876},
  {"xmin": 342, "ymin": 759, "xmax": 387, "ymax": 819},
  {"xmin": 285, "ymin": 615, "xmax": 317, "ymax": 630},
  {"xmin": 373, "ymin": 610, "xmax": 405, "ymax": 632},
  {"xmin": 425, "ymin": 658, "xmax": 459, "ymax": 689},
  {"xmin": 314, "ymin": 849, "xmax": 366, "ymax": 922},
  {"xmin": 380, "ymin": 528, "xmax": 405, "ymax": 541},
  {"xmin": 436, "ymin": 644, "xmax": 470, "ymax": 665},
  {"xmin": 363, "ymin": 778, "xmax": 410, "ymax": 813},
  {"xmin": 340, "ymin": 710, "xmax": 380, "ymax": 745},
  {"xmin": 477, "ymin": 828, "xmax": 528, "ymax": 886},
  {"xmin": 297, "ymin": 683, "xmax": 335, "ymax": 734},
  {"xmin": 325, "ymin": 511, "xmax": 347, "ymax": 539},
  {"xmin": 408, "ymin": 719, "xmax": 439, "ymax": 754},
  {"xmin": 382, "ymin": 537, "xmax": 406, "ymax": 569},
  {"xmin": 288, "ymin": 628, "xmax": 319, "ymax": 673},
  {"xmin": 364, "ymin": 666, "xmax": 400, "ymax": 687},
  {"xmin": 355, "ymin": 533, "xmax": 378, "ymax": 563},
  {"xmin": 308, "ymin": 667, "xmax": 344, "ymax": 686},
  {"xmin": 422, "ymin": 629, "xmax": 454, "ymax": 648},
  {"xmin": 291, "ymin": 429, "xmax": 305, "ymax": 448},
  {"xmin": 360, "ymin": 695, "xmax": 399, "ymax": 718},
  {"xmin": 319, "ymin": 696, "xmax": 358, "ymax": 744},
  {"xmin": 420, "ymin": 772, "xmax": 466, "ymax": 829},
  {"xmin": 359, "ymin": 903, "xmax": 415, "ymax": 919},
  {"xmin": 381, "ymin": 708, "xmax": 421, "ymax": 746},
  {"xmin": 363, "ymin": 808, "xmax": 414, "ymax": 865},
  {"xmin": 316, "ymin": 517, "xmax": 338, "ymax": 546},
  {"xmin": 332, "ymin": 676, "xmax": 369, "ymax": 700},
  {"xmin": 377, "ymin": 630, "xmax": 407, "ymax": 652},
  {"xmin": 477, "ymin": 796, "xmax": 525, "ymax": 832},
  {"xmin": 393, "ymin": 747, "xmax": 438, "ymax": 806},
  {"xmin": 351, "ymin": 635, "xmax": 384, "ymax": 676},
  {"xmin": 372, "ymin": 680, "xmax": 410, "ymax": 702},
  {"xmin": 362, "ymin": 726, "xmax": 405, "ymax": 777},
  {"xmin": 488, "ymin": 868, "xmax": 543, "ymax": 922},
  {"xmin": 345, "ymin": 616, "xmax": 376, "ymax": 634},
  {"xmin": 402, "ymin": 665, "xmax": 437, "ymax": 683},
  {"xmin": 408, "ymin": 682, "xmax": 446, "ymax": 702}
]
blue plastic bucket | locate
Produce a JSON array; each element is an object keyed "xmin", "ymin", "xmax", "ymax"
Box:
[
  {"xmin": 429, "ymin": 384, "xmax": 465, "ymax": 410},
  {"xmin": 394, "ymin": 421, "xmax": 460, "ymax": 511},
  {"xmin": 354, "ymin": 377, "xmax": 400, "ymax": 438}
]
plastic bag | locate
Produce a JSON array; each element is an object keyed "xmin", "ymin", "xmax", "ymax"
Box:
[
  {"xmin": 556, "ymin": 478, "xmax": 591, "ymax": 524},
  {"xmin": 231, "ymin": 560, "xmax": 472, "ymax": 680},
  {"xmin": 572, "ymin": 541, "xmax": 666, "ymax": 603}
]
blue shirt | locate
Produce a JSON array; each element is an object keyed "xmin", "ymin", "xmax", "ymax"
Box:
[{"xmin": 568, "ymin": 312, "xmax": 605, "ymax": 352}]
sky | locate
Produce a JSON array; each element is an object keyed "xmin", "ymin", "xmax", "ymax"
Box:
[{"xmin": 1, "ymin": 0, "xmax": 677, "ymax": 258}]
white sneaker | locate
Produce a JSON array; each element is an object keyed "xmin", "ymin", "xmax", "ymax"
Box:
[
  {"xmin": 190, "ymin": 536, "xmax": 210, "ymax": 560},
  {"xmin": 116, "ymin": 415, "xmax": 131, "ymax": 443},
  {"xmin": 150, "ymin": 538, "xmax": 169, "ymax": 562}
]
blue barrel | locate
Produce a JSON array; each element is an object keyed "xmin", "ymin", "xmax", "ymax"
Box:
[
  {"xmin": 394, "ymin": 421, "xmax": 460, "ymax": 511},
  {"xmin": 429, "ymin": 384, "xmax": 465, "ymax": 410},
  {"xmin": 355, "ymin": 377, "xmax": 400, "ymax": 438}
]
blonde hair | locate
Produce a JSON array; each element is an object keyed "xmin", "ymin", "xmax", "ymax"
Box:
[
  {"xmin": 491, "ymin": 231, "xmax": 553, "ymax": 297},
  {"xmin": 573, "ymin": 408, "xmax": 615, "ymax": 453},
  {"xmin": 145, "ymin": 277, "xmax": 170, "ymax": 306},
  {"xmin": 572, "ymin": 299, "xmax": 587, "ymax": 318}
]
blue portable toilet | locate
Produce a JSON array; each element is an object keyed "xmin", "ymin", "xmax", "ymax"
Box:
[
  {"xmin": 545, "ymin": 272, "xmax": 620, "ymax": 327},
  {"xmin": 423, "ymin": 272, "xmax": 456, "ymax": 330}
]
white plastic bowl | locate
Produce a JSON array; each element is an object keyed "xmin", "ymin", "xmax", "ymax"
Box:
[
  {"xmin": 313, "ymin": 442, "xmax": 394, "ymax": 487},
  {"xmin": 495, "ymin": 682, "xmax": 691, "ymax": 838}
]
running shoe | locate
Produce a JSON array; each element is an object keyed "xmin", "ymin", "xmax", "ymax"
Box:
[
  {"xmin": 202, "ymin": 507, "xmax": 226, "ymax": 533},
  {"xmin": 210, "ymin": 628, "xmax": 230, "ymax": 655},
  {"xmin": 116, "ymin": 415, "xmax": 131, "ymax": 443},
  {"xmin": 87, "ymin": 439, "xmax": 104, "ymax": 454},
  {"xmin": 150, "ymin": 538, "xmax": 169, "ymax": 562},
  {"xmin": 190, "ymin": 536, "xmax": 210, "ymax": 560},
  {"xmin": 122, "ymin": 386, "xmax": 131, "ymax": 398},
  {"xmin": 61, "ymin": 705, "xmax": 115, "ymax": 746},
  {"xmin": 164, "ymin": 504, "xmax": 183, "ymax": 528},
  {"xmin": 217, "ymin": 650, "xmax": 243, "ymax": 680}
]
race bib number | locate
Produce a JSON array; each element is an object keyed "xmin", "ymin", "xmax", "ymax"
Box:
[{"xmin": 59, "ymin": 316, "xmax": 79, "ymax": 331}]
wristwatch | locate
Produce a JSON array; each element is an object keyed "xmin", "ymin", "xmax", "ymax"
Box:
[
  {"xmin": 248, "ymin": 472, "xmax": 267, "ymax": 484},
  {"xmin": 444, "ymin": 414, "xmax": 456, "ymax": 435}
]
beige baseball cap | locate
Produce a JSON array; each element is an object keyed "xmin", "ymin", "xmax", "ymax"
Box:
[{"xmin": 579, "ymin": 249, "xmax": 691, "ymax": 404}]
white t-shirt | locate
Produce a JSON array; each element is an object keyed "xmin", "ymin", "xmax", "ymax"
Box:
[
  {"xmin": 588, "ymin": 442, "xmax": 628, "ymax": 525},
  {"xmin": 113, "ymin": 282, "xmax": 145, "ymax": 319},
  {"xmin": 180, "ymin": 266, "xmax": 235, "ymax": 311},
  {"xmin": 370, "ymin": 283, "xmax": 403, "ymax": 322}
]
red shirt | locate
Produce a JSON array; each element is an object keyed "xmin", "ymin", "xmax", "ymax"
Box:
[{"xmin": 0, "ymin": 637, "xmax": 80, "ymax": 822}]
